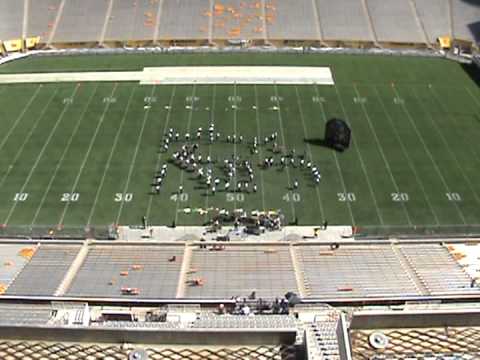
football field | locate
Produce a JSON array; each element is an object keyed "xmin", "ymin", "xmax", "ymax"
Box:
[{"xmin": 0, "ymin": 53, "xmax": 479, "ymax": 233}]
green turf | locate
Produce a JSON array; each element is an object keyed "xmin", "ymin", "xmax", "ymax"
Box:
[{"xmin": 0, "ymin": 53, "xmax": 479, "ymax": 230}]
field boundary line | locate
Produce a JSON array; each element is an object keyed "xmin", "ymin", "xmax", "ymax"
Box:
[
  {"xmin": 353, "ymin": 84, "xmax": 412, "ymax": 226},
  {"xmin": 0, "ymin": 85, "xmax": 42, "ymax": 154},
  {"xmin": 57, "ymin": 84, "xmax": 119, "ymax": 226},
  {"xmin": 87, "ymin": 86, "xmax": 137, "ymax": 226},
  {"xmin": 253, "ymin": 85, "xmax": 267, "ymax": 211},
  {"xmin": 4, "ymin": 85, "xmax": 81, "ymax": 225},
  {"xmin": 372, "ymin": 85, "xmax": 440, "ymax": 225},
  {"xmin": 308, "ymin": 84, "xmax": 355, "ymax": 225},
  {"xmin": 174, "ymin": 84, "xmax": 197, "ymax": 225},
  {"xmin": 115, "ymin": 86, "xmax": 157, "ymax": 225},
  {"xmin": 30, "ymin": 84, "xmax": 100, "ymax": 227},
  {"xmin": 145, "ymin": 86, "xmax": 177, "ymax": 220},
  {"xmin": 333, "ymin": 84, "xmax": 385, "ymax": 225},
  {"xmin": 273, "ymin": 83, "xmax": 297, "ymax": 223},
  {"xmin": 293, "ymin": 86, "xmax": 328, "ymax": 223},
  {"xmin": 0, "ymin": 87, "xmax": 58, "ymax": 190},
  {"xmin": 392, "ymin": 84, "xmax": 467, "ymax": 224}
]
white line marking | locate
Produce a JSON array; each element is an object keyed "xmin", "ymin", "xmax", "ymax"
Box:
[
  {"xmin": 30, "ymin": 85, "xmax": 100, "ymax": 227},
  {"xmin": 4, "ymin": 85, "xmax": 80, "ymax": 225},
  {"xmin": 57, "ymin": 84, "xmax": 119, "ymax": 226},
  {"xmin": 392, "ymin": 84, "xmax": 466, "ymax": 224},
  {"xmin": 307, "ymin": 85, "xmax": 355, "ymax": 225},
  {"xmin": 293, "ymin": 86, "xmax": 327, "ymax": 221},
  {"xmin": 372, "ymin": 85, "xmax": 440, "ymax": 225},
  {"xmin": 424, "ymin": 85, "xmax": 480, "ymax": 206},
  {"xmin": 0, "ymin": 86, "xmax": 57, "ymax": 189},
  {"xmin": 232, "ymin": 82, "xmax": 238, "ymax": 211},
  {"xmin": 0, "ymin": 85, "xmax": 42, "ymax": 154},
  {"xmin": 332, "ymin": 84, "xmax": 385, "ymax": 225},
  {"xmin": 174, "ymin": 84, "xmax": 197, "ymax": 224},
  {"xmin": 464, "ymin": 86, "xmax": 480, "ymax": 109},
  {"xmin": 273, "ymin": 83, "xmax": 297, "ymax": 222},
  {"xmin": 145, "ymin": 86, "xmax": 177, "ymax": 220},
  {"xmin": 87, "ymin": 86, "xmax": 137, "ymax": 226},
  {"xmin": 203, "ymin": 85, "xmax": 216, "ymax": 220},
  {"xmin": 253, "ymin": 85, "xmax": 267, "ymax": 211},
  {"xmin": 115, "ymin": 86, "xmax": 157, "ymax": 225},
  {"xmin": 353, "ymin": 84, "xmax": 412, "ymax": 226},
  {"xmin": 314, "ymin": 84, "xmax": 356, "ymax": 225}
]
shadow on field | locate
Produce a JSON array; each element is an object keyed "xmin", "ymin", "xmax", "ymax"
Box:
[
  {"xmin": 304, "ymin": 138, "xmax": 330, "ymax": 149},
  {"xmin": 461, "ymin": 62, "xmax": 480, "ymax": 88}
]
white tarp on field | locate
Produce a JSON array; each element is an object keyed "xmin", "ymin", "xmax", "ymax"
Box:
[
  {"xmin": 0, "ymin": 66, "xmax": 334, "ymax": 85},
  {"xmin": 140, "ymin": 66, "xmax": 334, "ymax": 85}
]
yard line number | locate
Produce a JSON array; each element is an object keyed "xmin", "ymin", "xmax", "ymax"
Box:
[
  {"xmin": 14, "ymin": 193, "xmax": 28, "ymax": 201},
  {"xmin": 103, "ymin": 97, "xmax": 117, "ymax": 104},
  {"xmin": 115, "ymin": 193, "xmax": 133, "ymax": 202},
  {"xmin": 391, "ymin": 193, "xmax": 409, "ymax": 202},
  {"xmin": 446, "ymin": 192, "xmax": 462, "ymax": 201},
  {"xmin": 283, "ymin": 193, "xmax": 301, "ymax": 202},
  {"xmin": 337, "ymin": 192, "xmax": 356, "ymax": 202},
  {"xmin": 170, "ymin": 193, "xmax": 189, "ymax": 202},
  {"xmin": 61, "ymin": 193, "xmax": 79, "ymax": 202},
  {"xmin": 226, "ymin": 193, "xmax": 244, "ymax": 202}
]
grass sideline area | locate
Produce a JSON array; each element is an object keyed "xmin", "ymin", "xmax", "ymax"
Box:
[{"xmin": 0, "ymin": 53, "xmax": 478, "ymax": 232}]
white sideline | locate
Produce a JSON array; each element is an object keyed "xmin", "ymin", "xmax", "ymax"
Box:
[{"xmin": 0, "ymin": 66, "xmax": 334, "ymax": 85}]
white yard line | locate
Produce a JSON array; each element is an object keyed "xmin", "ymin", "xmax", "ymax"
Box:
[
  {"xmin": 4, "ymin": 85, "xmax": 80, "ymax": 225},
  {"xmin": 372, "ymin": 85, "xmax": 440, "ymax": 225},
  {"xmin": 174, "ymin": 84, "xmax": 197, "ymax": 225},
  {"xmin": 295, "ymin": 85, "xmax": 334, "ymax": 223},
  {"xmin": 145, "ymin": 85, "xmax": 177, "ymax": 220},
  {"xmin": 115, "ymin": 86, "xmax": 157, "ymax": 225},
  {"xmin": 232, "ymin": 82, "xmax": 238, "ymax": 210},
  {"xmin": 57, "ymin": 84, "xmax": 119, "ymax": 226},
  {"xmin": 87, "ymin": 87, "xmax": 137, "ymax": 226},
  {"xmin": 0, "ymin": 87, "xmax": 58, "ymax": 189},
  {"xmin": 464, "ymin": 86, "xmax": 480, "ymax": 109},
  {"xmin": 312, "ymin": 84, "xmax": 356, "ymax": 226},
  {"xmin": 392, "ymin": 85, "xmax": 467, "ymax": 224},
  {"xmin": 273, "ymin": 83, "xmax": 297, "ymax": 222},
  {"xmin": 203, "ymin": 85, "xmax": 216, "ymax": 221},
  {"xmin": 0, "ymin": 84, "xmax": 42, "ymax": 154},
  {"xmin": 353, "ymin": 84, "xmax": 412, "ymax": 226},
  {"xmin": 430, "ymin": 85, "xmax": 480, "ymax": 165},
  {"xmin": 423, "ymin": 86, "xmax": 480, "ymax": 206},
  {"xmin": 292, "ymin": 86, "xmax": 326, "ymax": 222},
  {"xmin": 30, "ymin": 85, "xmax": 99, "ymax": 227},
  {"xmin": 333, "ymin": 84, "xmax": 385, "ymax": 225},
  {"xmin": 253, "ymin": 85, "xmax": 267, "ymax": 211}
]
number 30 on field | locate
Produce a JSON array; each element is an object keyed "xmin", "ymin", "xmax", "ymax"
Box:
[{"xmin": 115, "ymin": 193, "xmax": 133, "ymax": 202}]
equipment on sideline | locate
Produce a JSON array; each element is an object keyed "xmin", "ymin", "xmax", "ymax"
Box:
[{"xmin": 325, "ymin": 118, "xmax": 351, "ymax": 151}]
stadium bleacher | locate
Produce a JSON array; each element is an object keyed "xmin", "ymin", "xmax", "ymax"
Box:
[
  {"xmin": 1, "ymin": 0, "xmax": 478, "ymax": 47},
  {"xmin": 5, "ymin": 245, "xmax": 80, "ymax": 296},
  {"xmin": 66, "ymin": 245, "xmax": 183, "ymax": 298}
]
